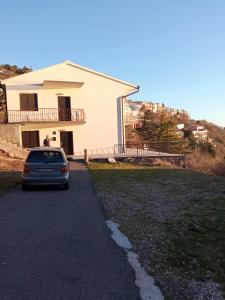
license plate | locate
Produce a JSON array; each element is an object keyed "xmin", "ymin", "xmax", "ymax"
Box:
[{"xmin": 36, "ymin": 168, "xmax": 55, "ymax": 173}]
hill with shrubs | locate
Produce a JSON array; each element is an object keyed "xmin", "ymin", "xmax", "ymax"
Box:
[
  {"xmin": 126, "ymin": 109, "xmax": 225, "ymax": 176},
  {"xmin": 0, "ymin": 64, "xmax": 31, "ymax": 80}
]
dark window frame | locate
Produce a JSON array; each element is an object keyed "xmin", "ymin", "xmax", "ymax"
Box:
[
  {"xmin": 21, "ymin": 131, "xmax": 40, "ymax": 148},
  {"xmin": 26, "ymin": 150, "xmax": 64, "ymax": 163},
  {"xmin": 20, "ymin": 93, "xmax": 38, "ymax": 111}
]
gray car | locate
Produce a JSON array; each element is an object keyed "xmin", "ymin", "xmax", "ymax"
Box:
[{"xmin": 22, "ymin": 147, "xmax": 70, "ymax": 190}]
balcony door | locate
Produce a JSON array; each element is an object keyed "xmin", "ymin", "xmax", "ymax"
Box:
[{"xmin": 58, "ymin": 96, "xmax": 71, "ymax": 121}]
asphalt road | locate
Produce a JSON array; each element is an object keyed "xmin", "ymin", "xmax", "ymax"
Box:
[{"xmin": 0, "ymin": 162, "xmax": 140, "ymax": 300}]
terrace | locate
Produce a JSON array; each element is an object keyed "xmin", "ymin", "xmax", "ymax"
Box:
[{"xmin": 6, "ymin": 108, "xmax": 86, "ymax": 124}]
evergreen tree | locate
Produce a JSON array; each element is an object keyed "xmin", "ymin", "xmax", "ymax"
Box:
[
  {"xmin": 140, "ymin": 110, "xmax": 159, "ymax": 142},
  {"xmin": 157, "ymin": 111, "xmax": 180, "ymax": 143}
]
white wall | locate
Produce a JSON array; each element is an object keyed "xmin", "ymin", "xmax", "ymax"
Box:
[
  {"xmin": 20, "ymin": 123, "xmax": 76, "ymax": 149},
  {"xmin": 5, "ymin": 63, "xmax": 137, "ymax": 152}
]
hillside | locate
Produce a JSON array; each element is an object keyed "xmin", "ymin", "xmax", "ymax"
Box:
[
  {"xmin": 126, "ymin": 110, "xmax": 225, "ymax": 176},
  {"xmin": 0, "ymin": 64, "xmax": 31, "ymax": 80},
  {"xmin": 0, "ymin": 64, "xmax": 32, "ymax": 123}
]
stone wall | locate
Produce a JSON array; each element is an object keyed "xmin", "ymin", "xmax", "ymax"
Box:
[
  {"xmin": 0, "ymin": 124, "xmax": 20, "ymax": 145},
  {"xmin": 0, "ymin": 138, "xmax": 27, "ymax": 159}
]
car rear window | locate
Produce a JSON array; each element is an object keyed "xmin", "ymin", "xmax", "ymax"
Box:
[{"xmin": 27, "ymin": 151, "xmax": 64, "ymax": 163}]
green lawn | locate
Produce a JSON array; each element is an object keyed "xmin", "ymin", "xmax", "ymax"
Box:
[{"xmin": 89, "ymin": 162, "xmax": 225, "ymax": 300}]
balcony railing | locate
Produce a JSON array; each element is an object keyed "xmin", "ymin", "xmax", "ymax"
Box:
[{"xmin": 6, "ymin": 108, "xmax": 86, "ymax": 123}]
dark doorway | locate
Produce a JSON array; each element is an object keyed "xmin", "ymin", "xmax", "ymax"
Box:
[
  {"xmin": 58, "ymin": 97, "xmax": 71, "ymax": 121},
  {"xmin": 22, "ymin": 131, "xmax": 40, "ymax": 148},
  {"xmin": 60, "ymin": 131, "xmax": 74, "ymax": 155}
]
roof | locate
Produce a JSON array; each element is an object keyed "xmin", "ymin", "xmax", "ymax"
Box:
[
  {"xmin": 29, "ymin": 147, "xmax": 64, "ymax": 151},
  {"xmin": 2, "ymin": 60, "xmax": 138, "ymax": 88}
]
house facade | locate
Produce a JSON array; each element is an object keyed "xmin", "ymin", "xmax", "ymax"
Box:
[{"xmin": 1, "ymin": 61, "xmax": 139, "ymax": 155}]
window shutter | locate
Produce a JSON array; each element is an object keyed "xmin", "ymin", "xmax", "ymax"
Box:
[
  {"xmin": 20, "ymin": 94, "xmax": 28, "ymax": 111},
  {"xmin": 28, "ymin": 94, "xmax": 38, "ymax": 111},
  {"xmin": 22, "ymin": 131, "xmax": 40, "ymax": 148},
  {"xmin": 20, "ymin": 93, "xmax": 38, "ymax": 111},
  {"xmin": 22, "ymin": 131, "xmax": 29, "ymax": 147},
  {"xmin": 30, "ymin": 130, "xmax": 40, "ymax": 147},
  {"xmin": 34, "ymin": 94, "xmax": 38, "ymax": 111}
]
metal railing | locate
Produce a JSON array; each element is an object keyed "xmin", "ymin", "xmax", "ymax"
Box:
[
  {"xmin": 6, "ymin": 108, "xmax": 85, "ymax": 123},
  {"xmin": 72, "ymin": 142, "xmax": 187, "ymax": 160},
  {"xmin": 115, "ymin": 142, "xmax": 187, "ymax": 157}
]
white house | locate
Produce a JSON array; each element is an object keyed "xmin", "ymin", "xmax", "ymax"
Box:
[{"xmin": 1, "ymin": 61, "xmax": 139, "ymax": 155}]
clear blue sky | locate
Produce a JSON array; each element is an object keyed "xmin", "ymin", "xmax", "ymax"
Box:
[{"xmin": 1, "ymin": 0, "xmax": 225, "ymax": 126}]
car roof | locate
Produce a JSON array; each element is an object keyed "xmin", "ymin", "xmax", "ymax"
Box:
[{"xmin": 29, "ymin": 147, "xmax": 64, "ymax": 152}]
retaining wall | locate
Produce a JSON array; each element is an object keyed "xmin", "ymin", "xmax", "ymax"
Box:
[{"xmin": 0, "ymin": 124, "xmax": 20, "ymax": 145}]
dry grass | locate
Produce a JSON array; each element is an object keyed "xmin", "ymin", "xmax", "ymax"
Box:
[
  {"xmin": 186, "ymin": 150, "xmax": 225, "ymax": 176},
  {"xmin": 0, "ymin": 154, "xmax": 24, "ymax": 194},
  {"xmin": 89, "ymin": 162, "xmax": 225, "ymax": 300}
]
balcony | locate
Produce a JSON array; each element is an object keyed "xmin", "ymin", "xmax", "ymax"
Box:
[{"xmin": 7, "ymin": 108, "xmax": 85, "ymax": 124}]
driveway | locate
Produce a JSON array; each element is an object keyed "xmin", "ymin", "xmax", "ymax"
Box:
[{"xmin": 0, "ymin": 162, "xmax": 140, "ymax": 300}]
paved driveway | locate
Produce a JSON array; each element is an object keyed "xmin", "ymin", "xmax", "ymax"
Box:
[{"xmin": 0, "ymin": 162, "xmax": 140, "ymax": 300}]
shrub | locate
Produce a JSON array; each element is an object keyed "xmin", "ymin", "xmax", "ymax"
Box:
[{"xmin": 186, "ymin": 150, "xmax": 225, "ymax": 176}]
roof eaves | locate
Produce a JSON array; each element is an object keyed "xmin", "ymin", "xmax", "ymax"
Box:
[
  {"xmin": 1, "ymin": 60, "xmax": 139, "ymax": 89},
  {"xmin": 65, "ymin": 60, "xmax": 138, "ymax": 88}
]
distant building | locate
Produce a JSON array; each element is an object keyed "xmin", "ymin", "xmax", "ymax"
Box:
[
  {"xmin": 124, "ymin": 100, "xmax": 144, "ymax": 128},
  {"xmin": 177, "ymin": 123, "xmax": 185, "ymax": 130},
  {"xmin": 124, "ymin": 99, "xmax": 190, "ymax": 129},
  {"xmin": 176, "ymin": 130, "xmax": 185, "ymax": 138},
  {"xmin": 129, "ymin": 101, "xmax": 144, "ymax": 111},
  {"xmin": 185, "ymin": 125, "xmax": 208, "ymax": 142},
  {"xmin": 192, "ymin": 127, "xmax": 208, "ymax": 142},
  {"xmin": 142, "ymin": 102, "xmax": 165, "ymax": 113},
  {"xmin": 124, "ymin": 99, "xmax": 133, "ymax": 112}
]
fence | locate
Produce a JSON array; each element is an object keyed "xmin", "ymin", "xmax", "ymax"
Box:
[
  {"xmin": 119, "ymin": 142, "xmax": 189, "ymax": 155},
  {"xmin": 72, "ymin": 142, "xmax": 187, "ymax": 160},
  {"xmin": 5, "ymin": 108, "xmax": 85, "ymax": 123}
]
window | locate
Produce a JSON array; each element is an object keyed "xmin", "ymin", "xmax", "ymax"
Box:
[
  {"xmin": 27, "ymin": 151, "xmax": 64, "ymax": 163},
  {"xmin": 20, "ymin": 93, "xmax": 38, "ymax": 111},
  {"xmin": 21, "ymin": 131, "xmax": 40, "ymax": 148}
]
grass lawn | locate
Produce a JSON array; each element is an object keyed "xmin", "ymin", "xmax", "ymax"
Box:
[
  {"xmin": 89, "ymin": 162, "xmax": 225, "ymax": 300},
  {"xmin": 0, "ymin": 156, "xmax": 23, "ymax": 195}
]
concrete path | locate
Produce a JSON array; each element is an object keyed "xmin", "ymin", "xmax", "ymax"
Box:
[{"xmin": 0, "ymin": 162, "xmax": 140, "ymax": 300}]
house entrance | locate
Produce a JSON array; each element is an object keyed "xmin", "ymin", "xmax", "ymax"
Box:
[{"xmin": 60, "ymin": 131, "xmax": 74, "ymax": 155}]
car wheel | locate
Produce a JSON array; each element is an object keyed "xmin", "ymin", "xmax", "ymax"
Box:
[
  {"xmin": 22, "ymin": 183, "xmax": 29, "ymax": 191},
  {"xmin": 62, "ymin": 182, "xmax": 69, "ymax": 190}
]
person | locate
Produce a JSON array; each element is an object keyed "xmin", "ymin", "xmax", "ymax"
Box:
[{"xmin": 43, "ymin": 135, "xmax": 50, "ymax": 147}]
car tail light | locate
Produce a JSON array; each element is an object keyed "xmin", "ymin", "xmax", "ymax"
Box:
[
  {"xmin": 61, "ymin": 165, "xmax": 69, "ymax": 174},
  {"xmin": 23, "ymin": 165, "xmax": 30, "ymax": 174}
]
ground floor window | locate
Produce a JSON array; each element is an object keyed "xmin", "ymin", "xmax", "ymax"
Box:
[{"xmin": 21, "ymin": 131, "xmax": 40, "ymax": 148}]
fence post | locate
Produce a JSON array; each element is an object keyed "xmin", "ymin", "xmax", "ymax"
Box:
[{"xmin": 84, "ymin": 149, "xmax": 89, "ymax": 164}]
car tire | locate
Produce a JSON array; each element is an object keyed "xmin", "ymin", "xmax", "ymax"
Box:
[
  {"xmin": 62, "ymin": 182, "xmax": 69, "ymax": 190},
  {"xmin": 22, "ymin": 183, "xmax": 29, "ymax": 191}
]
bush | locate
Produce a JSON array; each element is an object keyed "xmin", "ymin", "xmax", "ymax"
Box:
[{"xmin": 186, "ymin": 150, "xmax": 225, "ymax": 176}]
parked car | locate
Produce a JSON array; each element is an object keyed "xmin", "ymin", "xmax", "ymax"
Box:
[{"xmin": 22, "ymin": 147, "xmax": 70, "ymax": 190}]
